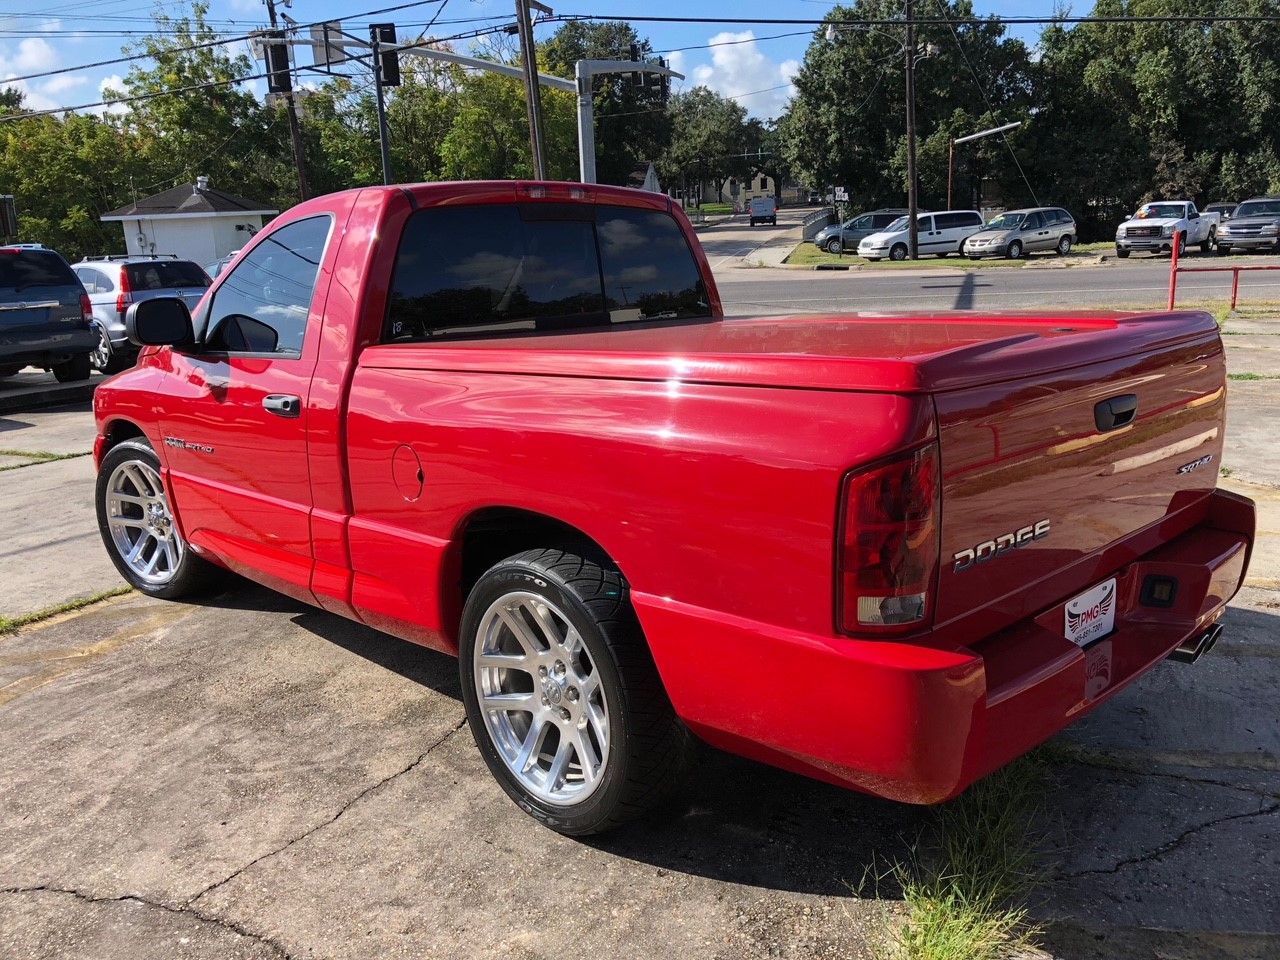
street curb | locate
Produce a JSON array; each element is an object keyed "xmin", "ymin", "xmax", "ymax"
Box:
[{"xmin": 0, "ymin": 381, "xmax": 97, "ymax": 415}]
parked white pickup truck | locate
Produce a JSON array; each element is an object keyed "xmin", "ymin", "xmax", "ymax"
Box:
[{"xmin": 1115, "ymin": 201, "xmax": 1220, "ymax": 258}]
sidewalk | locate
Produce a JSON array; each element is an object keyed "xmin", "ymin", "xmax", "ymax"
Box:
[{"xmin": 0, "ymin": 367, "xmax": 103, "ymax": 414}]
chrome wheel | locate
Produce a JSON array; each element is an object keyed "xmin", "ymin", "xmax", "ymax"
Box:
[
  {"xmin": 473, "ymin": 591, "xmax": 609, "ymax": 807},
  {"xmin": 104, "ymin": 459, "xmax": 184, "ymax": 586},
  {"xmin": 90, "ymin": 324, "xmax": 111, "ymax": 372}
]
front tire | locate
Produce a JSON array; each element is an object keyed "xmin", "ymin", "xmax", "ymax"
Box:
[
  {"xmin": 1116, "ymin": 247, "xmax": 1130, "ymax": 259},
  {"xmin": 96, "ymin": 439, "xmax": 222, "ymax": 598},
  {"xmin": 53, "ymin": 353, "xmax": 90, "ymax": 383},
  {"xmin": 1217, "ymin": 245, "xmax": 1232, "ymax": 256},
  {"xmin": 459, "ymin": 547, "xmax": 691, "ymax": 835},
  {"xmin": 889, "ymin": 243, "xmax": 908, "ymax": 262},
  {"xmin": 826, "ymin": 238, "xmax": 843, "ymax": 255},
  {"xmin": 1006, "ymin": 240, "xmax": 1023, "ymax": 259}
]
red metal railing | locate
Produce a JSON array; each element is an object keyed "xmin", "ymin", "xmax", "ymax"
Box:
[{"xmin": 1168, "ymin": 229, "xmax": 1280, "ymax": 309}]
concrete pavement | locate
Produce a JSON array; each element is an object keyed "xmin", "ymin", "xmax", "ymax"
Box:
[{"xmin": 0, "ymin": 315, "xmax": 1277, "ymax": 959}]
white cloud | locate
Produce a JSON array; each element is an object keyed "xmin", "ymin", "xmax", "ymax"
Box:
[
  {"xmin": 94, "ymin": 75, "xmax": 128, "ymax": 117},
  {"xmin": 684, "ymin": 32, "xmax": 798, "ymax": 119},
  {"xmin": 11, "ymin": 37, "xmax": 58, "ymax": 74},
  {"xmin": 43, "ymin": 74, "xmax": 87, "ymax": 95}
]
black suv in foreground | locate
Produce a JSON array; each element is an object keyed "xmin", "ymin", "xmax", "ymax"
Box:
[{"xmin": 0, "ymin": 245, "xmax": 96, "ymax": 382}]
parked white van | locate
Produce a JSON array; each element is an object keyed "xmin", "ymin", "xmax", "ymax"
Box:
[{"xmin": 857, "ymin": 210, "xmax": 985, "ymax": 261}]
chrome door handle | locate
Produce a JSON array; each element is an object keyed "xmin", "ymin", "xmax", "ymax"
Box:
[{"xmin": 263, "ymin": 394, "xmax": 301, "ymax": 418}]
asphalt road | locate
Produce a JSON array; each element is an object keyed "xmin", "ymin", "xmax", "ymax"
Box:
[{"xmin": 698, "ymin": 206, "xmax": 1280, "ymax": 314}]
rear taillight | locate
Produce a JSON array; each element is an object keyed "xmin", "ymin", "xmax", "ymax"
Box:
[
  {"xmin": 80, "ymin": 292, "xmax": 92, "ymax": 321},
  {"xmin": 115, "ymin": 267, "xmax": 132, "ymax": 314},
  {"xmin": 838, "ymin": 444, "xmax": 940, "ymax": 636}
]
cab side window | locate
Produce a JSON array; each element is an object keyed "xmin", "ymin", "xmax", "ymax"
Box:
[{"xmin": 204, "ymin": 216, "xmax": 332, "ymax": 356}]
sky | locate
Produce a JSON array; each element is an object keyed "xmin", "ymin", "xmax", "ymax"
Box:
[{"xmin": 0, "ymin": 0, "xmax": 1062, "ymax": 121}]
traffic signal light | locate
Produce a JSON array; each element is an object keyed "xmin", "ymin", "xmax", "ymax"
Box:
[
  {"xmin": 630, "ymin": 42, "xmax": 641, "ymax": 85},
  {"xmin": 372, "ymin": 23, "xmax": 401, "ymax": 87},
  {"xmin": 265, "ymin": 30, "xmax": 291, "ymax": 93}
]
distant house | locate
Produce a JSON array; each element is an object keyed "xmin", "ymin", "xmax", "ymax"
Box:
[
  {"xmin": 100, "ymin": 176, "xmax": 277, "ymax": 264},
  {"xmin": 626, "ymin": 162, "xmax": 662, "ymax": 193}
]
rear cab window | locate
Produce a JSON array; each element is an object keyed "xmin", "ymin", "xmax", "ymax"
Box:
[{"xmin": 384, "ymin": 203, "xmax": 713, "ymax": 341}]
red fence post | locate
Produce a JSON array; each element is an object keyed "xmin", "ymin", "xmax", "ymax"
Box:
[
  {"xmin": 1231, "ymin": 269, "xmax": 1240, "ymax": 310},
  {"xmin": 1168, "ymin": 229, "xmax": 1182, "ymax": 309}
]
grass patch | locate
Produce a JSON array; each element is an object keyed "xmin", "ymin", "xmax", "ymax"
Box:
[
  {"xmin": 1227, "ymin": 372, "xmax": 1280, "ymax": 381},
  {"xmin": 0, "ymin": 449, "xmax": 91, "ymax": 472},
  {"xmin": 785, "ymin": 241, "xmax": 1111, "ymax": 269},
  {"xmin": 876, "ymin": 753, "xmax": 1049, "ymax": 960},
  {"xmin": 1221, "ymin": 465, "xmax": 1235, "ymax": 478},
  {"xmin": 0, "ymin": 585, "xmax": 134, "ymax": 635}
]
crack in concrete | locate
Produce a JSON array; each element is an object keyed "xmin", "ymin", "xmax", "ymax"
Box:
[
  {"xmin": 188, "ymin": 716, "xmax": 467, "ymax": 908},
  {"xmin": 1058, "ymin": 800, "xmax": 1280, "ymax": 880},
  {"xmin": 0, "ymin": 884, "xmax": 293, "ymax": 958},
  {"xmin": 0, "ymin": 719, "xmax": 468, "ymax": 958},
  {"xmin": 1059, "ymin": 753, "xmax": 1280, "ymax": 800}
]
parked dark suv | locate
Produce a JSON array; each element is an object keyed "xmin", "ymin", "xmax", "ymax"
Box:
[
  {"xmin": 0, "ymin": 245, "xmax": 96, "ymax": 382},
  {"xmin": 73, "ymin": 255, "xmax": 211, "ymax": 373}
]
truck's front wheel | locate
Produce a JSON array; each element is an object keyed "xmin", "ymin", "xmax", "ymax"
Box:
[
  {"xmin": 459, "ymin": 547, "xmax": 691, "ymax": 835},
  {"xmin": 96, "ymin": 439, "xmax": 222, "ymax": 598}
]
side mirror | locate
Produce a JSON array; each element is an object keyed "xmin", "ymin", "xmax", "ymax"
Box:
[
  {"xmin": 126, "ymin": 297, "xmax": 194, "ymax": 348},
  {"xmin": 1189, "ymin": 210, "xmax": 1200, "ymax": 219}
]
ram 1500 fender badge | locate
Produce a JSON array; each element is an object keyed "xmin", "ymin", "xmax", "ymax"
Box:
[
  {"xmin": 953, "ymin": 519, "xmax": 1050, "ymax": 572},
  {"xmin": 164, "ymin": 437, "xmax": 215, "ymax": 454},
  {"xmin": 1177, "ymin": 454, "xmax": 1214, "ymax": 474}
]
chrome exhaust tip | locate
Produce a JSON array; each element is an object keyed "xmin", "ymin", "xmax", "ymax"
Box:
[{"xmin": 1168, "ymin": 624, "xmax": 1224, "ymax": 664}]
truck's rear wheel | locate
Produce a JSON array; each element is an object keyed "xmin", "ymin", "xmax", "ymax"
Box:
[
  {"xmin": 1201, "ymin": 228, "xmax": 1216, "ymax": 254},
  {"xmin": 459, "ymin": 547, "xmax": 691, "ymax": 835},
  {"xmin": 96, "ymin": 439, "xmax": 221, "ymax": 598}
]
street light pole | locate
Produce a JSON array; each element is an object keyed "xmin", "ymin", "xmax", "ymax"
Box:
[
  {"xmin": 948, "ymin": 121, "xmax": 1022, "ymax": 209},
  {"xmin": 905, "ymin": 0, "xmax": 919, "ymax": 260}
]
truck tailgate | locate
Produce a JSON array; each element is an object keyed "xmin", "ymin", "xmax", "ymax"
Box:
[{"xmin": 932, "ymin": 313, "xmax": 1225, "ymax": 635}]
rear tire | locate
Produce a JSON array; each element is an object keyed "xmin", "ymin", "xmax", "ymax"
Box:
[
  {"xmin": 52, "ymin": 353, "xmax": 91, "ymax": 383},
  {"xmin": 459, "ymin": 547, "xmax": 692, "ymax": 835},
  {"xmin": 1201, "ymin": 229, "xmax": 1216, "ymax": 254},
  {"xmin": 1056, "ymin": 235, "xmax": 1073, "ymax": 255},
  {"xmin": 90, "ymin": 326, "xmax": 128, "ymax": 374},
  {"xmin": 96, "ymin": 439, "xmax": 224, "ymax": 598}
]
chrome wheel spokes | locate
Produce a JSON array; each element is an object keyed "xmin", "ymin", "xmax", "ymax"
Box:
[
  {"xmin": 474, "ymin": 592, "xmax": 610, "ymax": 806},
  {"xmin": 105, "ymin": 459, "xmax": 184, "ymax": 585}
]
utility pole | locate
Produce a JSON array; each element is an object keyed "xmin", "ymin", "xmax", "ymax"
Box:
[
  {"xmin": 905, "ymin": 0, "xmax": 919, "ymax": 260},
  {"xmin": 515, "ymin": 0, "xmax": 549, "ymax": 179},
  {"xmin": 370, "ymin": 26, "xmax": 394, "ymax": 185},
  {"xmin": 263, "ymin": 0, "xmax": 310, "ymax": 200}
]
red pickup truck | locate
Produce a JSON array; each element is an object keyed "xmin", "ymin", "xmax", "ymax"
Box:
[{"xmin": 93, "ymin": 182, "xmax": 1255, "ymax": 834}]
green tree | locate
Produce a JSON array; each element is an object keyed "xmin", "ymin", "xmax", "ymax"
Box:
[
  {"xmin": 541, "ymin": 21, "xmax": 672, "ymax": 186},
  {"xmin": 779, "ymin": 0, "xmax": 1033, "ymax": 211},
  {"xmin": 108, "ymin": 1, "xmax": 294, "ymax": 209},
  {"xmin": 0, "ymin": 111, "xmax": 146, "ymax": 259},
  {"xmin": 659, "ymin": 87, "xmax": 749, "ymax": 206}
]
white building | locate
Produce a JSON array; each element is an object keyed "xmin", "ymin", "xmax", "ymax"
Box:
[{"xmin": 100, "ymin": 176, "xmax": 277, "ymax": 265}]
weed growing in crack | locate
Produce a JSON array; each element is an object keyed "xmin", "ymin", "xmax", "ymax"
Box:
[{"xmin": 874, "ymin": 752, "xmax": 1049, "ymax": 960}]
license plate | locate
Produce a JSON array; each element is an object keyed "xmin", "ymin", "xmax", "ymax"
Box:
[{"xmin": 1064, "ymin": 578, "xmax": 1117, "ymax": 647}]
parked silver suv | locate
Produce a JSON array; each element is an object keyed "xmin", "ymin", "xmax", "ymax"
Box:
[
  {"xmin": 0, "ymin": 244, "xmax": 96, "ymax": 382},
  {"xmin": 73, "ymin": 255, "xmax": 211, "ymax": 372}
]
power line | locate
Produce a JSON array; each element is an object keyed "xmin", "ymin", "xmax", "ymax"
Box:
[
  {"xmin": 932, "ymin": 0, "xmax": 1038, "ymax": 205},
  {"xmin": 0, "ymin": 0, "xmax": 452, "ymax": 87},
  {"xmin": 553, "ymin": 13, "xmax": 1280, "ymax": 27},
  {"xmin": 0, "ymin": 20, "xmax": 514, "ymax": 122}
]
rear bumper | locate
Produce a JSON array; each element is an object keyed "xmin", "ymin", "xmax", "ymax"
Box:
[
  {"xmin": 637, "ymin": 488, "xmax": 1254, "ymax": 804},
  {"xmin": 0, "ymin": 328, "xmax": 97, "ymax": 367}
]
